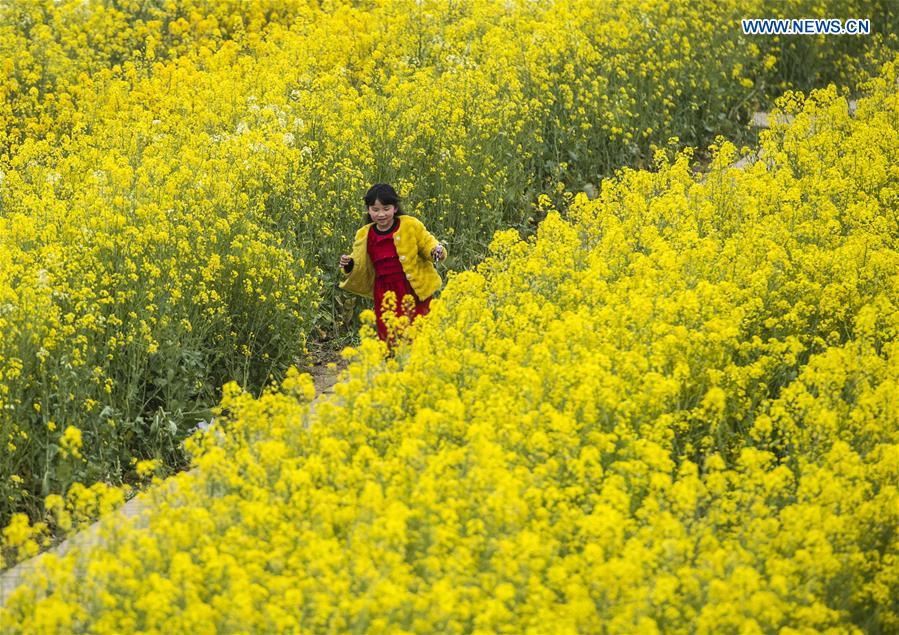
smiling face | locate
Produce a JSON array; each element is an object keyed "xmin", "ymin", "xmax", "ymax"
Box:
[{"xmin": 367, "ymin": 199, "xmax": 397, "ymax": 230}]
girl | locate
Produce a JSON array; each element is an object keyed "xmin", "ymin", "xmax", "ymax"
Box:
[{"xmin": 338, "ymin": 183, "xmax": 447, "ymax": 349}]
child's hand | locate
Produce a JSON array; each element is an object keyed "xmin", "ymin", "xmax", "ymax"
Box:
[
  {"xmin": 339, "ymin": 254, "xmax": 352, "ymax": 267},
  {"xmin": 431, "ymin": 244, "xmax": 445, "ymax": 262}
]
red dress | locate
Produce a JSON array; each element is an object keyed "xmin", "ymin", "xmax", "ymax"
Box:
[{"xmin": 368, "ymin": 217, "xmax": 431, "ymax": 344}]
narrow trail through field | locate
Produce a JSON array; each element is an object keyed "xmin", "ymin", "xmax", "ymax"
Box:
[{"xmin": 0, "ymin": 99, "xmax": 859, "ymax": 606}]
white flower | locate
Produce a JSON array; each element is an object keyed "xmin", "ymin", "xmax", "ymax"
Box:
[{"xmin": 194, "ymin": 418, "xmax": 215, "ymax": 433}]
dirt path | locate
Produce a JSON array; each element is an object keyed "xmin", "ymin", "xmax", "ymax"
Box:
[{"xmin": 302, "ymin": 345, "xmax": 349, "ymax": 396}]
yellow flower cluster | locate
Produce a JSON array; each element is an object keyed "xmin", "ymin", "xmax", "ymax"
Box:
[
  {"xmin": 0, "ymin": 1, "xmax": 333, "ymax": 524},
  {"xmin": 3, "ymin": 55, "xmax": 898, "ymax": 632},
  {"xmin": 2, "ymin": 0, "xmax": 896, "ymax": 527}
]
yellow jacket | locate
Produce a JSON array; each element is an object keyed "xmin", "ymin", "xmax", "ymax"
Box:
[{"xmin": 338, "ymin": 215, "xmax": 447, "ymax": 300}]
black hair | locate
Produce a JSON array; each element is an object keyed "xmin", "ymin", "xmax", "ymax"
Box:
[{"xmin": 362, "ymin": 183, "xmax": 404, "ymax": 221}]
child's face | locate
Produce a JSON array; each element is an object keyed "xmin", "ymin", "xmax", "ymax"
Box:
[{"xmin": 368, "ymin": 200, "xmax": 396, "ymax": 226}]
